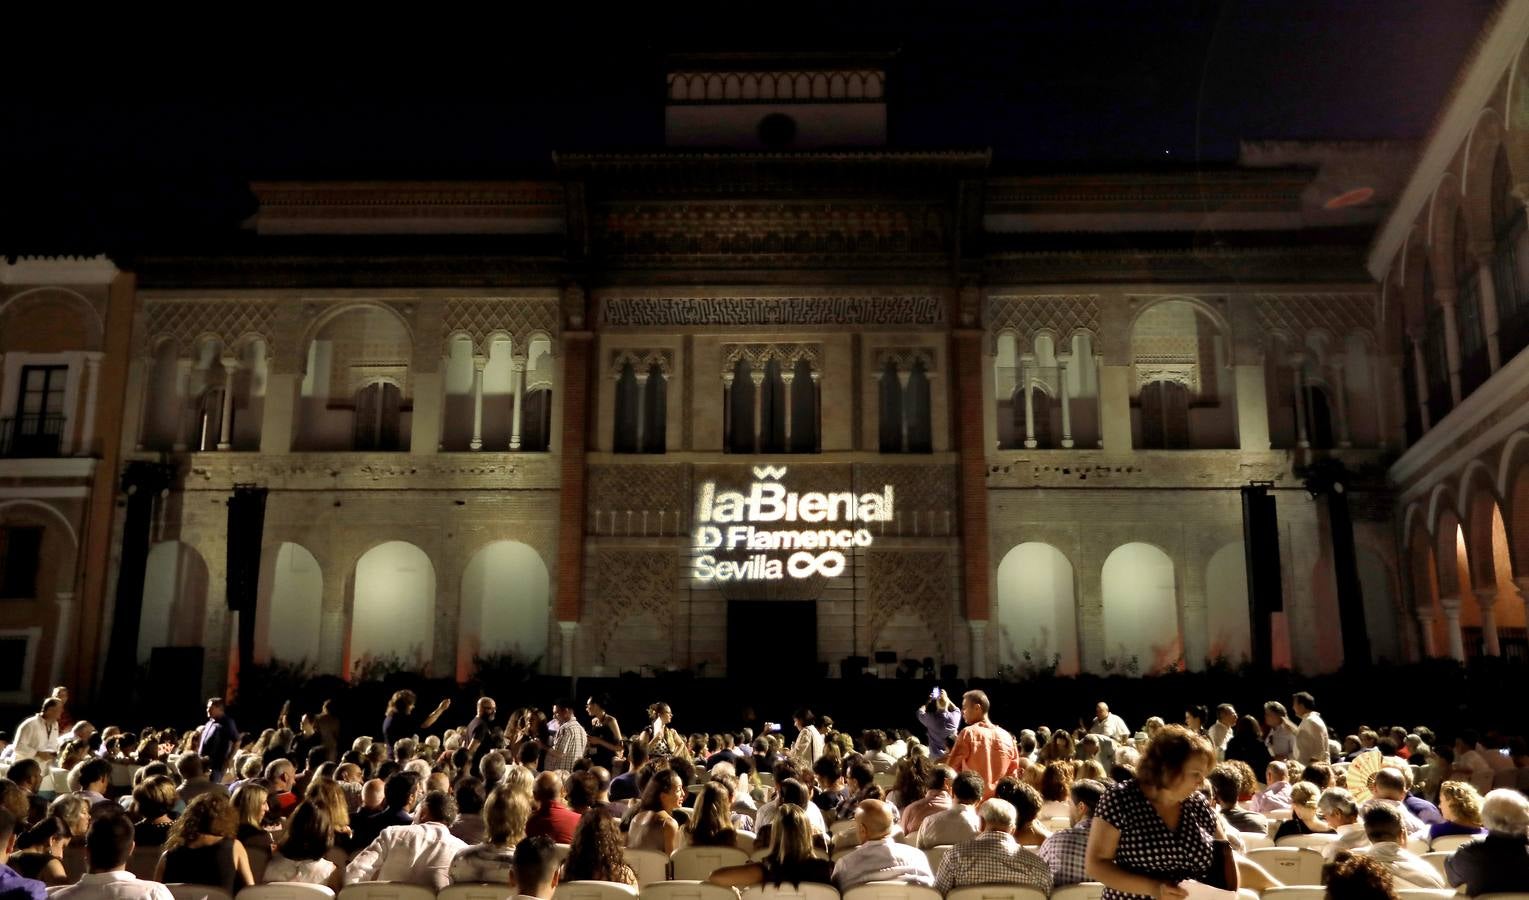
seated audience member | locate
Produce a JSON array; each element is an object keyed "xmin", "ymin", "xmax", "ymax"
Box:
[
  {"xmin": 1320, "ymin": 788, "xmax": 1367, "ymax": 860},
  {"xmin": 53, "ymin": 810, "xmax": 172, "ymax": 900},
  {"xmin": 1210, "ymin": 763, "xmax": 1269, "ymax": 834},
  {"xmin": 561, "ymin": 808, "xmax": 636, "ymax": 886},
  {"xmin": 73, "ymin": 760, "xmax": 111, "ymax": 807},
  {"xmin": 755, "ymin": 767, "xmax": 828, "ymax": 838},
  {"xmin": 995, "ymin": 778, "xmax": 1049, "ymax": 848},
  {"xmin": 831, "ymin": 800, "xmax": 934, "ymax": 890},
  {"xmin": 0, "ymin": 808, "xmax": 44, "ymax": 900},
  {"xmin": 1322, "ymin": 851, "xmax": 1400, "ymax": 900},
  {"xmin": 155, "ymin": 792, "xmax": 256, "ymax": 894},
  {"xmin": 450, "ymin": 777, "xmax": 486, "ymax": 844},
  {"xmin": 263, "ymin": 802, "xmax": 341, "ymax": 888},
  {"xmin": 838, "ymin": 760, "xmax": 877, "ymax": 822},
  {"xmin": 811, "ymin": 757, "xmax": 847, "ymax": 816},
  {"xmin": 1353, "ymin": 803, "xmax": 1444, "ymax": 888},
  {"xmin": 344, "ymin": 789, "xmax": 467, "ymax": 890},
  {"xmin": 6, "ymin": 762, "xmax": 46, "ymax": 827},
  {"xmin": 349, "ymin": 771, "xmax": 419, "ymax": 852},
  {"xmin": 1445, "ymin": 788, "xmax": 1529, "ymax": 896},
  {"xmin": 176, "ymin": 755, "xmax": 224, "ymax": 807},
  {"xmin": 1429, "ymin": 780, "xmax": 1487, "ymax": 843},
  {"xmin": 131, "ymin": 775, "xmax": 178, "ymax": 848},
  {"xmin": 710, "ymin": 804, "xmax": 833, "ymax": 888},
  {"xmin": 917, "ymin": 770, "xmax": 983, "ymax": 849},
  {"xmin": 1038, "ymin": 762, "xmax": 1074, "ymax": 821},
  {"xmin": 608, "ymin": 742, "xmax": 646, "ymax": 802},
  {"xmin": 7, "ymin": 817, "xmax": 69, "ymax": 886},
  {"xmin": 451, "ymin": 786, "xmax": 529, "ymax": 884},
  {"xmin": 627, "ymin": 768, "xmax": 683, "ymax": 853},
  {"xmin": 688, "ymin": 783, "xmax": 739, "ymax": 848},
  {"xmin": 899, "ymin": 764, "xmax": 955, "ymax": 834},
  {"xmin": 264, "ymin": 759, "xmax": 299, "ymax": 816},
  {"xmin": 1250, "ymin": 761, "xmax": 1292, "ymax": 813},
  {"xmin": 1368, "ymin": 767, "xmax": 1434, "ymax": 831},
  {"xmin": 886, "ymin": 754, "xmax": 933, "ymax": 811},
  {"xmin": 511, "ymin": 835, "xmax": 558, "ymax": 900},
  {"xmin": 525, "ymin": 771, "xmax": 580, "ymax": 845},
  {"xmin": 934, "ymin": 797, "xmax": 1052, "ymax": 894},
  {"xmin": 863, "ymin": 731, "xmax": 898, "ymax": 774},
  {"xmin": 1038, "ymin": 778, "xmax": 1105, "ymax": 887},
  {"xmin": 1274, "ymin": 782, "xmax": 1332, "ymax": 839}
]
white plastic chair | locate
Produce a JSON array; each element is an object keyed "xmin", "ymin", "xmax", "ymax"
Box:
[
  {"xmin": 1264, "ymin": 809, "xmax": 1294, "ymax": 821},
  {"xmin": 734, "ymin": 832, "xmax": 757, "ymax": 852},
  {"xmin": 241, "ymin": 885, "xmax": 337, "ymax": 900},
  {"xmin": 1395, "ymin": 891, "xmax": 1457, "ymax": 900},
  {"xmin": 126, "ymin": 846, "xmax": 162, "ymax": 879},
  {"xmin": 829, "ymin": 820, "xmax": 858, "ymax": 839},
  {"xmin": 923, "ymin": 845, "xmax": 952, "ymax": 874},
  {"xmin": 1260, "ymin": 888, "xmax": 1326, "ymax": 900},
  {"xmin": 625, "ymin": 848, "xmax": 672, "ymax": 886},
  {"xmin": 438, "ymin": 885, "xmax": 516, "ymax": 900},
  {"xmin": 1043, "ymin": 817, "xmax": 1072, "ymax": 833},
  {"xmin": 1476, "ymin": 895, "xmax": 1529, "ymax": 900},
  {"xmin": 1428, "ymin": 833, "xmax": 1477, "ymax": 852},
  {"xmin": 946, "ymin": 886, "xmax": 1048, "ymax": 900},
  {"xmin": 872, "ymin": 773, "xmax": 895, "ymax": 789},
  {"xmin": 165, "ymin": 885, "xmax": 236, "ymax": 900},
  {"xmin": 641, "ymin": 882, "xmax": 740, "ymax": 900},
  {"xmin": 337, "ymin": 884, "xmax": 436, "ymax": 900},
  {"xmin": 841, "ymin": 884, "xmax": 943, "ymax": 900},
  {"xmin": 49, "ymin": 767, "xmax": 70, "ymax": 795},
  {"xmin": 553, "ymin": 882, "xmax": 642, "ymax": 900},
  {"xmin": 1274, "ymin": 833, "xmax": 1337, "ymax": 850},
  {"xmin": 1238, "ymin": 833, "xmax": 1273, "ymax": 850},
  {"xmin": 740, "ymin": 884, "xmax": 840, "ymax": 900},
  {"xmin": 555, "ymin": 844, "xmax": 573, "ymax": 864},
  {"xmin": 1421, "ymin": 851, "xmax": 1451, "ymax": 881},
  {"xmin": 670, "ymin": 846, "xmax": 749, "ymax": 881},
  {"xmin": 1050, "ymin": 886, "xmax": 1106, "ymax": 900},
  {"xmin": 1245, "ymin": 847, "xmax": 1327, "ymax": 886}
]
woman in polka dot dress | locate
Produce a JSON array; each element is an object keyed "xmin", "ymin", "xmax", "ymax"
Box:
[{"xmin": 1085, "ymin": 725, "xmax": 1233, "ymax": 900}]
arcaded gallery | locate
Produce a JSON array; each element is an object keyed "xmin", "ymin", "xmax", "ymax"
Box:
[{"xmin": 6, "ymin": 9, "xmax": 1529, "ymax": 708}]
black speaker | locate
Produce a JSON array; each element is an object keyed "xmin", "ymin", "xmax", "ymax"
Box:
[
  {"xmin": 873, "ymin": 651, "xmax": 898, "ymax": 664},
  {"xmin": 149, "ymin": 646, "xmax": 205, "ymax": 723},
  {"xmin": 840, "ymin": 656, "xmax": 871, "ymax": 679},
  {"xmin": 1241, "ymin": 485, "xmax": 1283, "ymax": 669}
]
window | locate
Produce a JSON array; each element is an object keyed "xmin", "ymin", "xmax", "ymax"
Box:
[
  {"xmin": 614, "ymin": 361, "xmax": 666, "ymax": 454},
  {"xmin": 354, "ymin": 382, "xmax": 403, "ymax": 451},
  {"xmin": 1138, "ymin": 380, "xmax": 1190, "ymax": 449},
  {"xmin": 1492, "ymin": 146, "xmax": 1529, "ymax": 358},
  {"xmin": 196, "ymin": 388, "xmax": 225, "ymax": 452},
  {"xmin": 520, "ymin": 388, "xmax": 553, "ymax": 452},
  {"xmin": 1401, "ymin": 335, "xmax": 1422, "ymax": 444},
  {"xmin": 1456, "ymin": 209, "xmax": 1488, "ymax": 395},
  {"xmin": 9, "ymin": 365, "xmax": 67, "ymax": 457},
  {"xmin": 1305, "ymin": 384, "xmax": 1335, "ymax": 450},
  {"xmin": 724, "ymin": 355, "xmax": 819, "ymax": 454},
  {"xmin": 0, "ymin": 527, "xmax": 43, "ymax": 599},
  {"xmin": 0, "ymin": 636, "xmax": 26, "ymax": 693},
  {"xmin": 879, "ymin": 359, "xmax": 933, "ymax": 454}
]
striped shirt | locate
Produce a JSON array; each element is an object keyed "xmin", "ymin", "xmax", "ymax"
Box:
[{"xmin": 1038, "ymin": 817, "xmax": 1092, "ymax": 887}]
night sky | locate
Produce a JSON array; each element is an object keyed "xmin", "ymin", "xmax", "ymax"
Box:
[{"xmin": 2, "ymin": 1, "xmax": 1493, "ymax": 257}]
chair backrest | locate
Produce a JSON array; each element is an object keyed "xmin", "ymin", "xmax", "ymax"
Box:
[
  {"xmin": 552, "ymin": 882, "xmax": 642, "ymax": 900},
  {"xmin": 1264, "ymin": 809, "xmax": 1294, "ymax": 821},
  {"xmin": 1260, "ymin": 888, "xmax": 1326, "ymax": 900},
  {"xmin": 1395, "ymin": 891, "xmax": 1458, "ymax": 900},
  {"xmin": 1421, "ymin": 852, "xmax": 1451, "ymax": 881},
  {"xmin": 127, "ymin": 845, "xmax": 163, "ymax": 879},
  {"xmin": 110, "ymin": 763, "xmax": 136, "ymax": 787},
  {"xmin": 639, "ymin": 882, "xmax": 740, "ymax": 900},
  {"xmin": 336, "ymin": 883, "xmax": 438, "ymax": 900},
  {"xmin": 872, "ymin": 774, "xmax": 895, "ymax": 789},
  {"xmin": 555, "ymin": 844, "xmax": 573, "ymax": 864},
  {"xmin": 624, "ymin": 848, "xmax": 672, "ymax": 885},
  {"xmin": 240, "ymin": 885, "xmax": 338, "ymax": 900},
  {"xmin": 1274, "ymin": 833, "xmax": 1337, "ymax": 850},
  {"xmin": 923, "ymin": 845, "xmax": 952, "ymax": 875},
  {"xmin": 49, "ymin": 767, "xmax": 70, "ymax": 795},
  {"xmin": 670, "ymin": 846, "xmax": 749, "ymax": 881},
  {"xmin": 438, "ymin": 884, "xmax": 517, "ymax": 900},
  {"xmin": 1493, "ymin": 768, "xmax": 1520, "ymax": 789},
  {"xmin": 1428, "ymin": 833, "xmax": 1477, "ymax": 852},
  {"xmin": 1476, "ymin": 895, "xmax": 1529, "ymax": 900},
  {"xmin": 1265, "ymin": 820, "xmax": 1283, "ymax": 840},
  {"xmin": 246, "ymin": 843, "xmax": 272, "ymax": 883},
  {"xmin": 740, "ymin": 884, "xmax": 840, "ymax": 900},
  {"xmin": 841, "ymin": 884, "xmax": 944, "ymax": 900},
  {"xmin": 62, "ymin": 846, "xmax": 89, "ymax": 881},
  {"xmin": 1238, "ymin": 833, "xmax": 1273, "ymax": 850},
  {"xmin": 1043, "ymin": 817, "xmax": 1072, "ymax": 833},
  {"xmin": 1245, "ymin": 847, "xmax": 1326, "ymax": 886},
  {"xmin": 829, "ymin": 820, "xmax": 858, "ymax": 839},
  {"xmin": 1404, "ymin": 836, "xmax": 1430, "ymax": 855},
  {"xmin": 946, "ymin": 886, "xmax": 1049, "ymax": 900},
  {"xmin": 165, "ymin": 884, "xmax": 237, "ymax": 900},
  {"xmin": 1048, "ymin": 885, "xmax": 1105, "ymax": 900},
  {"xmin": 734, "ymin": 832, "xmax": 758, "ymax": 852},
  {"xmin": 44, "ymin": 887, "xmax": 69, "ymax": 897}
]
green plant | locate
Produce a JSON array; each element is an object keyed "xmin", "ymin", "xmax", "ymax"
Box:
[
  {"xmin": 470, "ymin": 651, "xmax": 541, "ymax": 687},
  {"xmin": 351, "ymin": 651, "xmax": 426, "ymax": 683}
]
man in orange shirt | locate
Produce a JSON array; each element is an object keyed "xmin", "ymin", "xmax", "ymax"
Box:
[{"xmin": 944, "ymin": 690, "xmax": 1019, "ymax": 796}]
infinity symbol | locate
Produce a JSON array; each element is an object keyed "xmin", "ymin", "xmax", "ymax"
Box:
[{"xmin": 787, "ymin": 551, "xmax": 846, "ymax": 578}]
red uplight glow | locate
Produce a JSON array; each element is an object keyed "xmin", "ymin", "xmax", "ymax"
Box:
[{"xmin": 1323, "ymin": 187, "xmax": 1375, "ymax": 209}]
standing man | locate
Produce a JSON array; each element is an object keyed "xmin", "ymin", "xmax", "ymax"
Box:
[
  {"xmin": 944, "ymin": 690, "xmax": 1020, "ymax": 796},
  {"xmin": 1292, "ymin": 692, "xmax": 1330, "ymax": 765},
  {"xmin": 465, "ymin": 698, "xmax": 502, "ymax": 770},
  {"xmin": 1088, "ymin": 703, "xmax": 1130, "ymax": 744},
  {"xmin": 544, "ymin": 700, "xmax": 587, "ymax": 772},
  {"xmin": 1208, "ymin": 704, "xmax": 1236, "ymax": 760},
  {"xmin": 12, "ymin": 699, "xmax": 62, "ymax": 766},
  {"xmin": 198, "ymin": 697, "xmax": 240, "ymax": 783}
]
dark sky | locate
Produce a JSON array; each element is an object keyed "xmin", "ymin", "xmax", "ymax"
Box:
[{"xmin": 2, "ymin": 1, "xmax": 1493, "ymax": 256}]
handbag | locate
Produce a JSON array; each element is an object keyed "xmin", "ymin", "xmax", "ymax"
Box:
[{"xmin": 1202, "ymin": 839, "xmax": 1240, "ymax": 891}]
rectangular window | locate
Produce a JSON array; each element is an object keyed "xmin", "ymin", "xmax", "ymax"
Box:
[
  {"xmin": 10, "ymin": 365, "xmax": 67, "ymax": 457},
  {"xmin": 0, "ymin": 636, "xmax": 27, "ymax": 693},
  {"xmin": 0, "ymin": 527, "xmax": 43, "ymax": 599}
]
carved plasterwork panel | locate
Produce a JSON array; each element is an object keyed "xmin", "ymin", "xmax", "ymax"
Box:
[
  {"xmin": 870, "ymin": 346, "xmax": 937, "ymax": 375},
  {"xmin": 146, "ymin": 299, "xmax": 277, "ymax": 356},
  {"xmin": 721, "ymin": 343, "xmax": 822, "ymax": 375},
  {"xmin": 588, "ymin": 550, "xmax": 676, "ymax": 664},
  {"xmin": 1254, "ymin": 293, "xmax": 1376, "ymax": 344},
  {"xmin": 866, "ymin": 550, "xmax": 951, "ymax": 658},
  {"xmin": 1134, "ymin": 363, "xmax": 1201, "ymax": 394},
  {"xmin": 443, "ymin": 298, "xmax": 559, "ymax": 356},
  {"xmin": 608, "ymin": 349, "xmax": 676, "ymax": 379},
  {"xmin": 599, "ymin": 295, "xmax": 944, "ymax": 327},
  {"xmin": 586, "ymin": 465, "xmax": 691, "ymax": 534},
  {"xmin": 986, "ymin": 294, "xmax": 1101, "ymax": 349}
]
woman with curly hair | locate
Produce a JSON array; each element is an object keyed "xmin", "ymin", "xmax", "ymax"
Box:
[
  {"xmin": 561, "ymin": 808, "xmax": 637, "ymax": 886},
  {"xmin": 155, "ymin": 792, "xmax": 256, "ymax": 893},
  {"xmin": 1038, "ymin": 730, "xmax": 1077, "ymax": 765},
  {"xmin": 1430, "ymin": 780, "xmax": 1488, "ymax": 843},
  {"xmin": 1039, "ymin": 761, "xmax": 1075, "ymax": 820},
  {"xmin": 1324, "ymin": 851, "xmax": 1398, "ymax": 900},
  {"xmin": 687, "ymin": 783, "xmax": 738, "ymax": 848}
]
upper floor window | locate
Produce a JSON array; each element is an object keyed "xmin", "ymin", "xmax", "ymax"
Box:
[
  {"xmin": 0, "ymin": 526, "xmax": 42, "ymax": 599},
  {"xmin": 1455, "ymin": 208, "xmax": 1487, "ymax": 395},
  {"xmin": 6, "ymin": 365, "xmax": 67, "ymax": 458},
  {"xmin": 354, "ymin": 382, "xmax": 404, "ymax": 451},
  {"xmin": 1138, "ymin": 380, "xmax": 1190, "ymax": 449},
  {"xmin": 1492, "ymin": 146, "xmax": 1529, "ymax": 358},
  {"xmin": 613, "ymin": 358, "xmax": 667, "ymax": 454},
  {"xmin": 876, "ymin": 355, "xmax": 932, "ymax": 454},
  {"xmin": 723, "ymin": 347, "xmax": 819, "ymax": 454}
]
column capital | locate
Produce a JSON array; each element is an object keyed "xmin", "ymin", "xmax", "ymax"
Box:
[
  {"xmin": 1434, "ymin": 287, "xmax": 1459, "ymax": 309},
  {"xmin": 1439, "ymin": 595, "xmax": 1462, "ymax": 616},
  {"xmin": 1474, "ymin": 587, "xmax": 1499, "ymax": 608},
  {"xmin": 721, "ymin": 371, "xmax": 735, "ymax": 388},
  {"xmin": 220, "ymin": 354, "xmax": 241, "ymax": 371},
  {"xmin": 634, "ymin": 370, "xmax": 651, "ymax": 385},
  {"xmin": 472, "ymin": 355, "xmax": 487, "ymax": 374},
  {"xmin": 1416, "ymin": 608, "xmax": 1436, "ymax": 624},
  {"xmin": 749, "ymin": 369, "xmax": 766, "ymax": 387}
]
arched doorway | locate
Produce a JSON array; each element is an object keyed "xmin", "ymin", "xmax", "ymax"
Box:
[
  {"xmin": 1101, "ymin": 542, "xmax": 1181, "ymax": 673},
  {"xmin": 458, "ymin": 541, "xmax": 551, "ymax": 681},
  {"xmin": 350, "ymin": 541, "xmax": 435, "ymax": 677},
  {"xmin": 995, "ymin": 543, "xmax": 1079, "ymax": 675},
  {"xmin": 255, "ymin": 542, "xmax": 322, "ymax": 665}
]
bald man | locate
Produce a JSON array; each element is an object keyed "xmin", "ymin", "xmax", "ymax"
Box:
[
  {"xmin": 525, "ymin": 771, "xmax": 580, "ymax": 844},
  {"xmin": 831, "ymin": 800, "xmax": 934, "ymax": 890}
]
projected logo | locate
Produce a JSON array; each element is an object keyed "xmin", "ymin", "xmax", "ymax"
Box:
[{"xmin": 692, "ymin": 466, "xmax": 895, "ymax": 582}]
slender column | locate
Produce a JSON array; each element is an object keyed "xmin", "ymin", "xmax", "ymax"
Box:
[
  {"xmin": 134, "ymin": 354, "xmax": 153, "ymax": 451},
  {"xmin": 1475, "ymin": 252, "xmax": 1503, "ymax": 372},
  {"xmin": 1439, "ymin": 595, "xmax": 1465, "ymax": 662},
  {"xmin": 1438, "ymin": 288, "xmax": 1463, "ymax": 405},
  {"xmin": 1417, "ymin": 609, "xmax": 1438, "ymax": 658},
  {"xmin": 469, "ymin": 356, "xmax": 486, "ymax": 450},
  {"xmin": 1022, "ymin": 366, "xmax": 1037, "ymax": 449},
  {"xmin": 1290, "ymin": 357, "xmax": 1310, "ymax": 449},
  {"xmin": 558, "ymin": 621, "xmax": 578, "ymax": 678},
  {"xmin": 721, "ymin": 370, "xmax": 734, "ymax": 451},
  {"xmin": 894, "ymin": 367, "xmax": 910, "ymax": 452},
  {"xmin": 1475, "ymin": 589, "xmax": 1501, "ymax": 657},
  {"xmin": 751, "ymin": 366, "xmax": 765, "ymax": 452},
  {"xmin": 781, "ymin": 369, "xmax": 796, "ymax": 450},
  {"xmin": 1058, "ymin": 354, "xmax": 1074, "ymax": 448},
  {"xmin": 216, "ymin": 355, "xmax": 238, "ymax": 450},
  {"xmin": 634, "ymin": 368, "xmax": 650, "ymax": 451},
  {"xmin": 1331, "ymin": 361, "xmax": 1352, "ymax": 448},
  {"xmin": 50, "ymin": 592, "xmax": 75, "ymax": 687},
  {"xmin": 79, "ymin": 353, "xmax": 103, "ymax": 456},
  {"xmin": 1410, "ymin": 334, "xmax": 1433, "ymax": 430},
  {"xmin": 967, "ymin": 620, "xmax": 988, "ymax": 679},
  {"xmin": 810, "ymin": 369, "xmax": 822, "ymax": 452},
  {"xmin": 508, "ymin": 358, "xmax": 526, "ymax": 450},
  {"xmin": 171, "ymin": 356, "xmax": 194, "ymax": 452}
]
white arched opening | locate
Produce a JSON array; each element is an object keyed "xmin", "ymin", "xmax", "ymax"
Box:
[
  {"xmin": 139, "ymin": 541, "xmax": 209, "ymax": 664},
  {"xmin": 350, "ymin": 541, "xmax": 435, "ymax": 676},
  {"xmin": 1101, "ymin": 542, "xmax": 1181, "ymax": 673},
  {"xmin": 1205, "ymin": 542, "xmax": 1252, "ymax": 666},
  {"xmin": 996, "ymin": 543, "xmax": 1079, "ymax": 675},
  {"xmin": 458, "ymin": 541, "xmax": 551, "ymax": 681},
  {"xmin": 255, "ymin": 542, "xmax": 322, "ymax": 665}
]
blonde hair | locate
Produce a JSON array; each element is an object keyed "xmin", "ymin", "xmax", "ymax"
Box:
[
  {"xmin": 484, "ymin": 786, "xmax": 531, "ymax": 847},
  {"xmin": 1290, "ymin": 781, "xmax": 1320, "ymax": 808},
  {"xmin": 502, "ymin": 764, "xmax": 536, "ymax": 802},
  {"xmin": 1439, "ymin": 781, "xmax": 1483, "ymax": 826}
]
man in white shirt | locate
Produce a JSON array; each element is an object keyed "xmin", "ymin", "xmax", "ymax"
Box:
[
  {"xmin": 12, "ymin": 700, "xmax": 61, "ymax": 765},
  {"xmin": 1088, "ymin": 702, "xmax": 1130, "ymax": 743},
  {"xmin": 345, "ymin": 790, "xmax": 468, "ymax": 890},
  {"xmin": 789, "ymin": 709, "xmax": 825, "ymax": 766},
  {"xmin": 543, "ymin": 700, "xmax": 587, "ymax": 772},
  {"xmin": 1208, "ymin": 705, "xmax": 1236, "ymax": 760},
  {"xmin": 1354, "ymin": 803, "xmax": 1445, "ymax": 888},
  {"xmin": 1292, "ymin": 692, "xmax": 1330, "ymax": 764},
  {"xmin": 753, "ymin": 776, "xmax": 827, "ymax": 839},
  {"xmin": 54, "ymin": 810, "xmax": 172, "ymax": 900},
  {"xmin": 917, "ymin": 771, "xmax": 983, "ymax": 848},
  {"xmin": 832, "ymin": 800, "xmax": 934, "ymax": 890}
]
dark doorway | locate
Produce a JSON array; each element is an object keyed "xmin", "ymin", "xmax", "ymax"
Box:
[{"xmin": 728, "ymin": 600, "xmax": 816, "ymax": 676}]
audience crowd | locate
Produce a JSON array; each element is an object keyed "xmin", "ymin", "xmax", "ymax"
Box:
[{"xmin": 0, "ymin": 684, "xmax": 1525, "ymax": 900}]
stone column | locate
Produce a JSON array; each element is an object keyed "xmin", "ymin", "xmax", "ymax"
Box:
[
  {"xmin": 469, "ymin": 356, "xmax": 486, "ymax": 451},
  {"xmin": 1022, "ymin": 367, "xmax": 1037, "ymax": 449},
  {"xmin": 1475, "ymin": 251, "xmax": 1503, "ymax": 372},
  {"xmin": 895, "ymin": 367, "xmax": 911, "ymax": 452},
  {"xmin": 509, "ymin": 358, "xmax": 527, "ymax": 450},
  {"xmin": 1439, "ymin": 595, "xmax": 1465, "ymax": 662},
  {"xmin": 1233, "ymin": 359, "xmax": 1271, "ymax": 451},
  {"xmin": 967, "ymin": 620, "xmax": 988, "ymax": 679},
  {"xmin": 79, "ymin": 353, "xmax": 103, "ymax": 456},
  {"xmin": 1099, "ymin": 364, "xmax": 1132, "ymax": 450},
  {"xmin": 51, "ymin": 592, "xmax": 75, "ymax": 688},
  {"xmin": 1437, "ymin": 287, "xmax": 1463, "ymax": 405},
  {"xmin": 171, "ymin": 356, "xmax": 194, "ymax": 452},
  {"xmin": 1517, "ymin": 576, "xmax": 1529, "ymax": 630},
  {"xmin": 634, "ymin": 368, "xmax": 650, "ymax": 451},
  {"xmin": 1290, "ymin": 357, "xmax": 1310, "ymax": 449},
  {"xmin": 1331, "ymin": 361, "xmax": 1352, "ymax": 448},
  {"xmin": 133, "ymin": 354, "xmax": 154, "ymax": 451},
  {"xmin": 1476, "ymin": 588, "xmax": 1501, "ymax": 657},
  {"xmin": 1417, "ymin": 609, "xmax": 1437, "ymax": 658},
  {"xmin": 559, "ymin": 621, "xmax": 578, "ymax": 677},
  {"xmin": 781, "ymin": 368, "xmax": 796, "ymax": 450},
  {"xmin": 810, "ymin": 370, "xmax": 822, "ymax": 452},
  {"xmin": 1058, "ymin": 354, "xmax": 1074, "ymax": 448},
  {"xmin": 1410, "ymin": 334, "xmax": 1432, "ymax": 430},
  {"xmin": 216, "ymin": 355, "xmax": 239, "ymax": 450},
  {"xmin": 721, "ymin": 369, "xmax": 735, "ymax": 449},
  {"xmin": 750, "ymin": 366, "xmax": 765, "ymax": 452}
]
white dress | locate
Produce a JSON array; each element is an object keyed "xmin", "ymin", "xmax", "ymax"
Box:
[{"xmin": 262, "ymin": 852, "xmax": 337, "ymax": 884}]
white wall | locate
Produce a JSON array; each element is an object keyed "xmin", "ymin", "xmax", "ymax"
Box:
[
  {"xmin": 351, "ymin": 541, "xmax": 436, "ymax": 673},
  {"xmin": 458, "ymin": 540, "xmax": 550, "ymax": 679},
  {"xmin": 1205, "ymin": 542, "xmax": 1252, "ymax": 665},
  {"xmin": 256, "ymin": 542, "xmax": 322, "ymax": 665},
  {"xmin": 139, "ymin": 541, "xmax": 209, "ymax": 663},
  {"xmin": 1101, "ymin": 542, "xmax": 1181, "ymax": 672},
  {"xmin": 996, "ymin": 542, "xmax": 1079, "ymax": 675}
]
